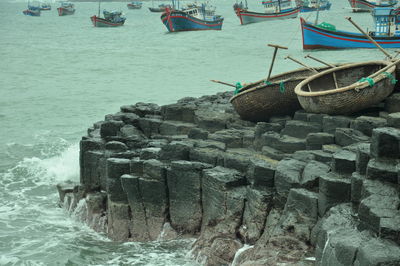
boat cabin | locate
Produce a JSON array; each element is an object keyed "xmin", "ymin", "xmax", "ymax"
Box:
[
  {"xmin": 262, "ymin": 0, "xmax": 294, "ymax": 13},
  {"xmin": 372, "ymin": 7, "xmax": 400, "ymax": 36},
  {"xmin": 183, "ymin": 4, "xmax": 219, "ymax": 21}
]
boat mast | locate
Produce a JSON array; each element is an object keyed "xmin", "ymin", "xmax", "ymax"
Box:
[
  {"xmin": 98, "ymin": 0, "xmax": 101, "ymax": 17},
  {"xmin": 278, "ymin": 0, "xmax": 281, "ymax": 12},
  {"xmin": 314, "ymin": 0, "xmax": 320, "ymax": 25}
]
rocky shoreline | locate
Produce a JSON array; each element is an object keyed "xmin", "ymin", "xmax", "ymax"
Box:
[{"xmin": 57, "ymin": 91, "xmax": 400, "ymax": 265}]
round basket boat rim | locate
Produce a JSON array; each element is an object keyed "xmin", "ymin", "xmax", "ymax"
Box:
[
  {"xmin": 229, "ymin": 66, "xmax": 327, "ymax": 103},
  {"xmin": 294, "ymin": 60, "xmax": 395, "ymax": 97}
]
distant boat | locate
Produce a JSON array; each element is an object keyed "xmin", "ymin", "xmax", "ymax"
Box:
[
  {"xmin": 127, "ymin": 1, "xmax": 142, "ymax": 9},
  {"xmin": 161, "ymin": 3, "xmax": 224, "ymax": 32},
  {"xmin": 23, "ymin": 3, "xmax": 41, "ymax": 16},
  {"xmin": 296, "ymin": 0, "xmax": 331, "ymax": 12},
  {"xmin": 91, "ymin": 0, "xmax": 126, "ymax": 27},
  {"xmin": 57, "ymin": 2, "xmax": 75, "ymax": 16},
  {"xmin": 40, "ymin": 2, "xmax": 51, "ymax": 10},
  {"xmin": 149, "ymin": 4, "xmax": 171, "ymax": 12},
  {"xmin": 235, "ymin": 0, "xmax": 300, "ymax": 25},
  {"xmin": 301, "ymin": 7, "xmax": 400, "ymax": 49},
  {"xmin": 348, "ymin": 0, "xmax": 397, "ymax": 12}
]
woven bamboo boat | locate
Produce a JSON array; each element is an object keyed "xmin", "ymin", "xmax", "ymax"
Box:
[
  {"xmin": 294, "ymin": 61, "xmax": 397, "ymax": 115},
  {"xmin": 229, "ymin": 66, "xmax": 330, "ymax": 122}
]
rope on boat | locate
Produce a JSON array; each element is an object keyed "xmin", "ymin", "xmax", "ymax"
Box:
[
  {"xmin": 234, "ymin": 82, "xmax": 243, "ymax": 95},
  {"xmin": 382, "ymin": 72, "xmax": 398, "ymax": 84},
  {"xmin": 263, "ymin": 80, "xmax": 272, "ymax": 85},
  {"xmin": 358, "ymin": 77, "xmax": 375, "ymax": 87},
  {"xmin": 279, "ymin": 81, "xmax": 285, "ymax": 93}
]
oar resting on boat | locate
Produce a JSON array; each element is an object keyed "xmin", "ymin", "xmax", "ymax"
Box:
[{"xmin": 294, "ymin": 59, "xmax": 399, "ymax": 115}]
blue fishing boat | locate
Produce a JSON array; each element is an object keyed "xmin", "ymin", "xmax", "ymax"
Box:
[
  {"xmin": 301, "ymin": 7, "xmax": 400, "ymax": 49},
  {"xmin": 348, "ymin": 0, "xmax": 397, "ymax": 12},
  {"xmin": 149, "ymin": 3, "xmax": 171, "ymax": 12},
  {"xmin": 40, "ymin": 2, "xmax": 51, "ymax": 10},
  {"xmin": 161, "ymin": 3, "xmax": 224, "ymax": 32},
  {"xmin": 23, "ymin": 4, "xmax": 41, "ymax": 16},
  {"xmin": 297, "ymin": 0, "xmax": 331, "ymax": 12},
  {"xmin": 235, "ymin": 0, "xmax": 300, "ymax": 25}
]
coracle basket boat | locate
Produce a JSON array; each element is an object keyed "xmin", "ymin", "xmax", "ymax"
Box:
[
  {"xmin": 229, "ymin": 66, "xmax": 330, "ymax": 122},
  {"xmin": 294, "ymin": 60, "xmax": 397, "ymax": 115}
]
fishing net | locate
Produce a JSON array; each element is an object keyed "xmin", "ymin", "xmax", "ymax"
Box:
[{"xmin": 316, "ymin": 22, "xmax": 336, "ymax": 32}]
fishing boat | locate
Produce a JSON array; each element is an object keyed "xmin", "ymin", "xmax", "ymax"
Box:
[
  {"xmin": 57, "ymin": 2, "xmax": 75, "ymax": 16},
  {"xmin": 127, "ymin": 1, "xmax": 142, "ymax": 9},
  {"xmin": 23, "ymin": 3, "xmax": 41, "ymax": 16},
  {"xmin": 235, "ymin": 0, "xmax": 300, "ymax": 25},
  {"xmin": 40, "ymin": 2, "xmax": 51, "ymax": 10},
  {"xmin": 149, "ymin": 3, "xmax": 171, "ymax": 12},
  {"xmin": 296, "ymin": 0, "xmax": 331, "ymax": 12},
  {"xmin": 348, "ymin": 0, "xmax": 397, "ymax": 12},
  {"xmin": 230, "ymin": 66, "xmax": 332, "ymax": 122},
  {"xmin": 301, "ymin": 7, "xmax": 400, "ymax": 49},
  {"xmin": 91, "ymin": 10, "xmax": 126, "ymax": 27},
  {"xmin": 294, "ymin": 61, "xmax": 398, "ymax": 115},
  {"xmin": 161, "ymin": 3, "xmax": 224, "ymax": 32},
  {"xmin": 233, "ymin": 1, "xmax": 247, "ymax": 11}
]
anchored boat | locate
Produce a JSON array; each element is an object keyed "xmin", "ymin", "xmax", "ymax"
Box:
[
  {"xmin": 23, "ymin": 3, "xmax": 41, "ymax": 16},
  {"xmin": 294, "ymin": 60, "xmax": 398, "ymax": 115},
  {"xmin": 301, "ymin": 7, "xmax": 400, "ymax": 49},
  {"xmin": 297, "ymin": 0, "xmax": 331, "ymax": 12},
  {"xmin": 161, "ymin": 3, "xmax": 224, "ymax": 32},
  {"xmin": 235, "ymin": 0, "xmax": 300, "ymax": 25},
  {"xmin": 57, "ymin": 2, "xmax": 75, "ymax": 16},
  {"xmin": 127, "ymin": 1, "xmax": 142, "ymax": 9},
  {"xmin": 348, "ymin": 0, "xmax": 397, "ymax": 12}
]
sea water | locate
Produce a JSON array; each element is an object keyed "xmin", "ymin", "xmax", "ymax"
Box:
[{"xmin": 0, "ymin": 0, "xmax": 389, "ymax": 264}]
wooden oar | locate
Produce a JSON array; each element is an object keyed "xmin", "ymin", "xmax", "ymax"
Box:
[
  {"xmin": 345, "ymin": 17, "xmax": 393, "ymax": 59},
  {"xmin": 210, "ymin": 79, "xmax": 236, "ymax": 88},
  {"xmin": 285, "ymin": 55, "xmax": 319, "ymax": 73},
  {"xmin": 305, "ymin": 54, "xmax": 335, "ymax": 67},
  {"xmin": 266, "ymin": 44, "xmax": 288, "ymax": 81}
]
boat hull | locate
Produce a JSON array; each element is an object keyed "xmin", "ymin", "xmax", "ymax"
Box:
[
  {"xmin": 300, "ymin": 2, "xmax": 331, "ymax": 12},
  {"xmin": 295, "ymin": 61, "xmax": 396, "ymax": 114},
  {"xmin": 58, "ymin": 7, "xmax": 75, "ymax": 16},
  {"xmin": 149, "ymin": 7, "xmax": 166, "ymax": 12},
  {"xmin": 347, "ymin": 0, "xmax": 397, "ymax": 12},
  {"xmin": 301, "ymin": 18, "xmax": 400, "ymax": 49},
  {"xmin": 23, "ymin": 9, "xmax": 41, "ymax": 16},
  {"xmin": 128, "ymin": 4, "xmax": 142, "ymax": 9},
  {"xmin": 161, "ymin": 10, "xmax": 223, "ymax": 32},
  {"xmin": 91, "ymin": 15, "xmax": 125, "ymax": 27},
  {"xmin": 235, "ymin": 7, "xmax": 300, "ymax": 25}
]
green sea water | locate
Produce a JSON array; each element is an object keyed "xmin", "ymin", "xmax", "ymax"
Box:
[{"xmin": 0, "ymin": 0, "xmax": 390, "ymax": 264}]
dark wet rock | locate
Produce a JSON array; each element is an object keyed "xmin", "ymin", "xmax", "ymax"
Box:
[
  {"xmin": 120, "ymin": 102, "xmax": 161, "ymax": 117},
  {"xmin": 318, "ymin": 173, "xmax": 351, "ymax": 216},
  {"xmin": 189, "ymin": 147, "xmax": 223, "ymax": 166},
  {"xmin": 105, "ymin": 141, "xmax": 128, "ymax": 152},
  {"xmin": 351, "ymin": 172, "xmax": 365, "ymax": 208},
  {"xmin": 302, "ymin": 160, "xmax": 331, "ymax": 189},
  {"xmin": 193, "ymin": 139, "xmax": 226, "ymax": 151},
  {"xmin": 100, "ymin": 120, "xmax": 124, "ymax": 139},
  {"xmin": 354, "ymin": 237, "xmax": 400, "ymax": 265},
  {"xmin": 350, "ymin": 116, "xmax": 387, "ymax": 137},
  {"xmin": 332, "ymin": 150, "xmax": 356, "ymax": 176},
  {"xmin": 308, "ymin": 150, "xmax": 333, "ymax": 164},
  {"xmin": 261, "ymin": 145, "xmax": 289, "ymax": 161},
  {"xmin": 56, "ymin": 181, "xmax": 79, "ymax": 205},
  {"xmin": 379, "ymin": 213, "xmax": 400, "ymax": 245},
  {"xmin": 139, "ymin": 147, "xmax": 160, "ymax": 160},
  {"xmin": 281, "ymin": 120, "xmax": 321, "ymax": 139},
  {"xmin": 138, "ymin": 116, "xmax": 162, "ymax": 138},
  {"xmin": 285, "ymin": 188, "xmax": 319, "ymax": 221},
  {"xmin": 159, "ymin": 141, "xmax": 192, "ymax": 161},
  {"xmin": 188, "ymin": 127, "xmax": 208, "ymax": 140},
  {"xmin": 387, "ymin": 112, "xmax": 400, "ymax": 129},
  {"xmin": 334, "ymin": 128, "xmax": 370, "ymax": 147},
  {"xmin": 247, "ymin": 157, "xmax": 278, "ymax": 188},
  {"xmin": 322, "ymin": 116, "xmax": 352, "ymax": 134},
  {"xmin": 291, "ymin": 150, "xmax": 316, "ymax": 162},
  {"xmin": 239, "ymin": 187, "xmax": 273, "ymax": 244},
  {"xmin": 366, "ymin": 158, "xmax": 399, "ymax": 184},
  {"xmin": 384, "ymin": 92, "xmax": 400, "ymax": 113},
  {"xmin": 269, "ymin": 115, "xmax": 291, "ymax": 126},
  {"xmin": 80, "ymin": 150, "xmax": 105, "ymax": 191},
  {"xmin": 107, "ymin": 199, "xmax": 131, "ymax": 241},
  {"xmin": 370, "ymin": 127, "xmax": 400, "ymax": 159},
  {"xmin": 223, "ymin": 149, "xmax": 252, "ymax": 173},
  {"xmin": 167, "ymin": 161, "xmax": 212, "ymax": 234},
  {"xmin": 209, "ymin": 129, "xmax": 244, "ymax": 148},
  {"xmin": 106, "ymin": 158, "xmax": 131, "ymax": 203},
  {"xmin": 161, "ymin": 103, "xmax": 196, "ymax": 123},
  {"xmin": 194, "ymin": 109, "xmax": 229, "ymax": 133},
  {"xmin": 306, "ymin": 132, "xmax": 334, "ymax": 150},
  {"xmin": 262, "ymin": 132, "xmax": 307, "ymax": 153},
  {"xmin": 159, "ymin": 121, "xmax": 196, "ymax": 135},
  {"xmin": 355, "ymin": 142, "xmax": 370, "ymax": 175}
]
